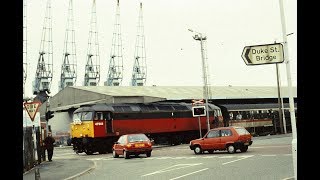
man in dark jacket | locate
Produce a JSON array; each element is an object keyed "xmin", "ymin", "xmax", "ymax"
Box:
[{"xmin": 44, "ymin": 132, "xmax": 55, "ymax": 161}]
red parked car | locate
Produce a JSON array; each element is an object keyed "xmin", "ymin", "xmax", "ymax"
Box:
[
  {"xmin": 189, "ymin": 126, "xmax": 253, "ymax": 154},
  {"xmin": 112, "ymin": 133, "xmax": 153, "ymax": 159}
]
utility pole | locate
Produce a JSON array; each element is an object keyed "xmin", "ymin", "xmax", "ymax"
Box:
[
  {"xmin": 188, "ymin": 29, "xmax": 211, "ymax": 132},
  {"xmin": 278, "ymin": 0, "xmax": 297, "ymax": 179},
  {"xmin": 276, "ymin": 63, "xmax": 287, "ymax": 134}
]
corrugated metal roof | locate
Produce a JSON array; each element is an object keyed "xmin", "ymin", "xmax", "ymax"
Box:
[{"xmin": 71, "ymin": 86, "xmax": 297, "ymax": 100}]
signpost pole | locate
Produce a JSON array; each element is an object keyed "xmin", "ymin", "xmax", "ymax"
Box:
[
  {"xmin": 23, "ymin": 101, "xmax": 41, "ymax": 167},
  {"xmin": 198, "ymin": 116, "xmax": 202, "ymax": 138},
  {"xmin": 278, "ymin": 0, "xmax": 297, "ymax": 179}
]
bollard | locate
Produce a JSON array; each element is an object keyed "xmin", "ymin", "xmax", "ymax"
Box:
[{"xmin": 35, "ymin": 167, "xmax": 41, "ymax": 180}]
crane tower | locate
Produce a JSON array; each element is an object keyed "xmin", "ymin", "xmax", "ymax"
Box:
[
  {"xmin": 59, "ymin": 0, "xmax": 77, "ymax": 91},
  {"xmin": 105, "ymin": 0, "xmax": 123, "ymax": 86},
  {"xmin": 131, "ymin": 2, "xmax": 147, "ymax": 86},
  {"xmin": 33, "ymin": 0, "xmax": 53, "ymax": 97},
  {"xmin": 83, "ymin": 0, "xmax": 100, "ymax": 86},
  {"xmin": 23, "ymin": 0, "xmax": 27, "ymax": 98}
]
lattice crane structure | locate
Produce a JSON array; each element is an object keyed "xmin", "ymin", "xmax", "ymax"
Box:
[
  {"xmin": 33, "ymin": 0, "xmax": 53, "ymax": 99},
  {"xmin": 59, "ymin": 0, "xmax": 77, "ymax": 91},
  {"xmin": 84, "ymin": 0, "xmax": 100, "ymax": 86},
  {"xmin": 131, "ymin": 2, "xmax": 147, "ymax": 86},
  {"xmin": 105, "ymin": 0, "xmax": 123, "ymax": 86}
]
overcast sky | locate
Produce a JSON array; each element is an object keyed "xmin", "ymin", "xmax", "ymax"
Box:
[{"xmin": 23, "ymin": 0, "xmax": 297, "ymax": 98}]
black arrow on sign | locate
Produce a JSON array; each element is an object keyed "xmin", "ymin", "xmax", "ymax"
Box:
[{"xmin": 244, "ymin": 47, "xmax": 251, "ymax": 64}]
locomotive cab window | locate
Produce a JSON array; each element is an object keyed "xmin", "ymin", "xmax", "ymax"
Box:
[
  {"xmin": 94, "ymin": 112, "xmax": 102, "ymax": 120},
  {"xmin": 82, "ymin": 111, "xmax": 93, "ymax": 121},
  {"xmin": 73, "ymin": 112, "xmax": 82, "ymax": 124}
]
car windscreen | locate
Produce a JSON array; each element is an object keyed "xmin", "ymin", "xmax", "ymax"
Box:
[
  {"xmin": 128, "ymin": 134, "xmax": 149, "ymax": 142},
  {"xmin": 235, "ymin": 127, "xmax": 250, "ymax": 135}
]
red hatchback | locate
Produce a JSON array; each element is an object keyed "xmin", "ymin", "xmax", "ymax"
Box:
[
  {"xmin": 189, "ymin": 126, "xmax": 253, "ymax": 154},
  {"xmin": 112, "ymin": 133, "xmax": 153, "ymax": 159}
]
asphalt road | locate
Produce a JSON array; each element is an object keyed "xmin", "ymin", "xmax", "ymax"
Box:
[{"xmin": 49, "ymin": 134, "xmax": 294, "ymax": 180}]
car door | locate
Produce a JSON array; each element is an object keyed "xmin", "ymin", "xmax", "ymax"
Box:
[
  {"xmin": 114, "ymin": 135, "xmax": 125, "ymax": 155},
  {"xmin": 202, "ymin": 130, "xmax": 221, "ymax": 150},
  {"xmin": 219, "ymin": 129, "xmax": 233, "ymax": 149}
]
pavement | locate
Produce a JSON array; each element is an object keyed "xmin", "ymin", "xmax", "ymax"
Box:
[{"xmin": 23, "ymin": 158, "xmax": 95, "ymax": 180}]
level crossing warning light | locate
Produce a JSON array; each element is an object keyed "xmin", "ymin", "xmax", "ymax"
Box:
[{"xmin": 192, "ymin": 106, "xmax": 206, "ymax": 117}]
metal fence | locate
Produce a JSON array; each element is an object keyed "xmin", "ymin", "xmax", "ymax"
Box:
[{"xmin": 23, "ymin": 126, "xmax": 45, "ymax": 173}]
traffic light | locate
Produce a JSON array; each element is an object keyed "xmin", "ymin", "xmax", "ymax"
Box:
[
  {"xmin": 192, "ymin": 106, "xmax": 206, "ymax": 117},
  {"xmin": 45, "ymin": 111, "xmax": 54, "ymax": 121}
]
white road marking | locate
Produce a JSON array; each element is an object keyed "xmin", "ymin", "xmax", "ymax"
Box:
[
  {"xmin": 250, "ymin": 145, "xmax": 291, "ymax": 148},
  {"xmin": 157, "ymin": 157, "xmax": 173, "ymax": 159},
  {"xmin": 218, "ymin": 156, "xmax": 234, "ymax": 158},
  {"xmin": 54, "ymin": 152, "xmax": 76, "ymax": 156},
  {"xmin": 222, "ymin": 155, "xmax": 253, "ymax": 165},
  {"xmin": 52, "ymin": 156, "xmax": 76, "ymax": 159},
  {"xmin": 141, "ymin": 163, "xmax": 202, "ymax": 177},
  {"xmin": 169, "ymin": 168, "xmax": 209, "ymax": 180},
  {"xmin": 282, "ymin": 176, "xmax": 295, "ymax": 180},
  {"xmin": 202, "ymin": 156, "xmax": 216, "ymax": 159},
  {"xmin": 171, "ymin": 157, "xmax": 186, "ymax": 159},
  {"xmin": 80, "ymin": 154, "xmax": 289, "ymax": 161},
  {"xmin": 86, "ymin": 158, "xmax": 103, "ymax": 161},
  {"xmin": 63, "ymin": 160, "xmax": 97, "ymax": 180}
]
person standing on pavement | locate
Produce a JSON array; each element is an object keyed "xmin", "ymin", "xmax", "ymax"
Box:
[{"xmin": 44, "ymin": 132, "xmax": 55, "ymax": 161}]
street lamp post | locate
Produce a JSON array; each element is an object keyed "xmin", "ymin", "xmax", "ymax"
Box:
[
  {"xmin": 278, "ymin": 0, "xmax": 297, "ymax": 179},
  {"xmin": 188, "ymin": 29, "xmax": 211, "ymax": 132}
]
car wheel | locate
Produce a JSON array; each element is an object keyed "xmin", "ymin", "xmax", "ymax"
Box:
[
  {"xmin": 112, "ymin": 150, "xmax": 119, "ymax": 158},
  {"xmin": 124, "ymin": 150, "xmax": 130, "ymax": 159},
  {"xmin": 227, "ymin": 145, "xmax": 235, "ymax": 154},
  {"xmin": 240, "ymin": 146, "xmax": 248, "ymax": 152},
  {"xmin": 194, "ymin": 146, "xmax": 202, "ymax": 154},
  {"xmin": 146, "ymin": 152, "xmax": 151, "ymax": 157}
]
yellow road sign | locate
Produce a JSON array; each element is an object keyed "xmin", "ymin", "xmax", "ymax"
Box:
[{"xmin": 23, "ymin": 102, "xmax": 41, "ymax": 122}]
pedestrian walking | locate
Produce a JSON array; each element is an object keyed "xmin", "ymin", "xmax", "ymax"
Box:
[{"xmin": 44, "ymin": 132, "xmax": 55, "ymax": 161}]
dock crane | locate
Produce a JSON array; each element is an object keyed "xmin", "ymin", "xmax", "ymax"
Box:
[
  {"xmin": 83, "ymin": 0, "xmax": 100, "ymax": 86},
  {"xmin": 59, "ymin": 0, "xmax": 77, "ymax": 91},
  {"xmin": 105, "ymin": 0, "xmax": 123, "ymax": 86},
  {"xmin": 33, "ymin": 0, "xmax": 53, "ymax": 102},
  {"xmin": 131, "ymin": 2, "xmax": 147, "ymax": 86}
]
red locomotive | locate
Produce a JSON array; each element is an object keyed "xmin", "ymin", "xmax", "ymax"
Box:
[{"xmin": 70, "ymin": 102, "xmax": 224, "ymax": 154}]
